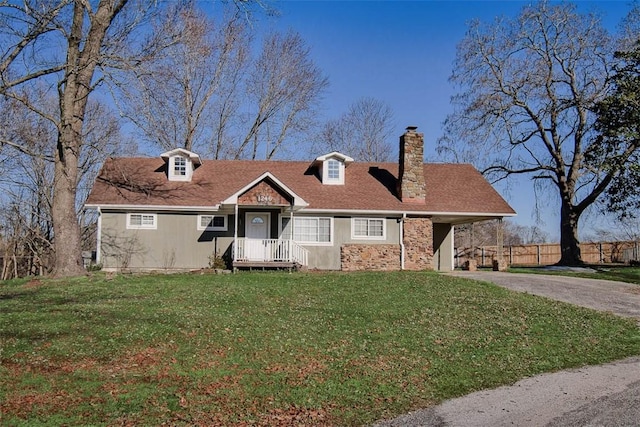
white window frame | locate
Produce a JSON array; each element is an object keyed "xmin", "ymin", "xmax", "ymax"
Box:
[
  {"xmin": 169, "ymin": 155, "xmax": 191, "ymax": 181},
  {"xmin": 351, "ymin": 217, "xmax": 386, "ymax": 240},
  {"xmin": 173, "ymin": 155, "xmax": 186, "ymax": 176},
  {"xmin": 197, "ymin": 214, "xmax": 228, "ymax": 231},
  {"xmin": 322, "ymin": 158, "xmax": 345, "ymax": 185},
  {"xmin": 127, "ymin": 213, "xmax": 157, "ymax": 230},
  {"xmin": 279, "ymin": 215, "xmax": 333, "ymax": 246}
]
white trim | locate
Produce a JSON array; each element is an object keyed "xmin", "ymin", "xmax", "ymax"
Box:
[
  {"xmin": 233, "ymin": 204, "xmax": 239, "ymax": 263},
  {"xmin": 313, "ymin": 152, "xmax": 354, "ymax": 164},
  {"xmin": 279, "ymin": 214, "xmax": 333, "ymax": 246},
  {"xmin": 302, "ymin": 208, "xmax": 516, "ymax": 218},
  {"xmin": 126, "ymin": 213, "xmax": 157, "ymax": 230},
  {"xmin": 96, "ymin": 207, "xmax": 102, "ymax": 264},
  {"xmin": 450, "ymin": 224, "xmax": 455, "ymax": 271},
  {"xmin": 85, "ymin": 204, "xmax": 221, "ymax": 212},
  {"xmin": 197, "ymin": 214, "xmax": 228, "ymax": 231},
  {"xmin": 160, "ymin": 148, "xmax": 202, "ymax": 165},
  {"xmin": 168, "ymin": 155, "xmax": 191, "ymax": 181},
  {"xmin": 222, "ymin": 172, "xmax": 308, "ymax": 209},
  {"xmin": 322, "ymin": 158, "xmax": 345, "ymax": 185},
  {"xmin": 351, "ymin": 217, "xmax": 386, "ymax": 240},
  {"xmin": 86, "ymin": 205, "xmax": 515, "ymax": 220}
]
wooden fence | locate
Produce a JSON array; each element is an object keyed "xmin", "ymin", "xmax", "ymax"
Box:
[{"xmin": 455, "ymin": 240, "xmax": 640, "ymax": 268}]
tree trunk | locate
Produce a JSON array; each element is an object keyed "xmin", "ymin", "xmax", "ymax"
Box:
[
  {"xmin": 50, "ymin": 1, "xmax": 114, "ymax": 278},
  {"xmin": 51, "ymin": 127, "xmax": 85, "ymax": 277},
  {"xmin": 558, "ymin": 200, "xmax": 583, "ymax": 266}
]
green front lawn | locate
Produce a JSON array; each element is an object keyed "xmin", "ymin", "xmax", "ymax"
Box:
[{"xmin": 1, "ymin": 271, "xmax": 639, "ymax": 426}]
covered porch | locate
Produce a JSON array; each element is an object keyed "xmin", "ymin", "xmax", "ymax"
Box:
[
  {"xmin": 222, "ymin": 172, "xmax": 310, "ymax": 271},
  {"xmin": 233, "ymin": 238, "xmax": 308, "ymax": 270}
]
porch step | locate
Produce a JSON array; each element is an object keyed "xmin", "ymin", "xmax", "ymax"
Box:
[{"xmin": 232, "ymin": 261, "xmax": 304, "ymax": 271}]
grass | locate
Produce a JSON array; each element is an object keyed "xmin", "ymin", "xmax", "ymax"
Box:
[
  {"xmin": 508, "ymin": 266, "xmax": 640, "ymax": 285},
  {"xmin": 1, "ymin": 271, "xmax": 639, "ymax": 426}
]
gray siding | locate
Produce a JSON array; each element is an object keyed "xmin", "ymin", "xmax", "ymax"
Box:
[
  {"xmin": 294, "ymin": 215, "xmax": 401, "ymax": 270},
  {"xmin": 433, "ymin": 223, "xmax": 454, "ymax": 271},
  {"xmin": 99, "ymin": 210, "xmax": 407, "ymax": 271},
  {"xmin": 100, "ymin": 211, "xmax": 234, "ymax": 271}
]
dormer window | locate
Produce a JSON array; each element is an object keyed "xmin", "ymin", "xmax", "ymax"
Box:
[
  {"xmin": 161, "ymin": 148, "xmax": 202, "ymax": 182},
  {"xmin": 173, "ymin": 156, "xmax": 187, "ymax": 177},
  {"xmin": 312, "ymin": 152, "xmax": 354, "ymax": 185},
  {"xmin": 327, "ymin": 159, "xmax": 340, "ymax": 181}
]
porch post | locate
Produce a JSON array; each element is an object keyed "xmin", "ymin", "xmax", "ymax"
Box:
[
  {"xmin": 96, "ymin": 207, "xmax": 102, "ymax": 265},
  {"xmin": 289, "ymin": 205, "xmax": 294, "ymax": 263},
  {"xmin": 233, "ymin": 204, "xmax": 239, "ymax": 263},
  {"xmin": 494, "ymin": 218, "xmax": 507, "ymax": 271}
]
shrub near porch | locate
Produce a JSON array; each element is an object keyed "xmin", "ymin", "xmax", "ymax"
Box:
[{"xmin": 1, "ymin": 272, "xmax": 638, "ymax": 426}]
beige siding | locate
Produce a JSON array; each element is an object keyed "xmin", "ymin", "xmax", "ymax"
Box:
[
  {"xmin": 100, "ymin": 211, "xmax": 234, "ymax": 271},
  {"xmin": 100, "ymin": 210, "xmax": 409, "ymax": 271},
  {"xmin": 433, "ymin": 223, "xmax": 454, "ymax": 271}
]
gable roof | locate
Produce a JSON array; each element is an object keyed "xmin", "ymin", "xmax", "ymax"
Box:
[
  {"xmin": 312, "ymin": 152, "xmax": 355, "ymax": 165},
  {"xmin": 160, "ymin": 148, "xmax": 202, "ymax": 165},
  {"xmin": 85, "ymin": 157, "xmax": 515, "ymax": 220},
  {"xmin": 221, "ymin": 171, "xmax": 308, "ymax": 209}
]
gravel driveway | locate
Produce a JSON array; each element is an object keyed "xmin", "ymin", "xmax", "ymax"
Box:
[
  {"xmin": 374, "ymin": 271, "xmax": 640, "ymax": 427},
  {"xmin": 447, "ymin": 271, "xmax": 640, "ymax": 322}
]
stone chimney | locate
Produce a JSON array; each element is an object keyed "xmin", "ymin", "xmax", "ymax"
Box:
[{"xmin": 398, "ymin": 126, "xmax": 426, "ymax": 203}]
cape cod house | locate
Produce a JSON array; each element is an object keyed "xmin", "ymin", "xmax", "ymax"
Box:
[{"xmin": 85, "ymin": 127, "xmax": 515, "ymax": 272}]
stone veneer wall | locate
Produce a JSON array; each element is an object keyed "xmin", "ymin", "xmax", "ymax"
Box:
[
  {"xmin": 398, "ymin": 127, "xmax": 426, "ymax": 203},
  {"xmin": 340, "ymin": 244, "xmax": 401, "ymax": 271},
  {"xmin": 403, "ymin": 217, "xmax": 433, "ymax": 270}
]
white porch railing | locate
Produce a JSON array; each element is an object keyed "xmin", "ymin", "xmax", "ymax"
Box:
[{"xmin": 234, "ymin": 238, "xmax": 308, "ymax": 266}]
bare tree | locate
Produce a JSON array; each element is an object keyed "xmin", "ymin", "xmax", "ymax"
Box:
[
  {"xmin": 116, "ymin": 4, "xmax": 250, "ymax": 154},
  {"xmin": 0, "ymin": 1, "xmax": 184, "ymax": 277},
  {"xmin": 438, "ymin": 1, "xmax": 634, "ymax": 266},
  {"xmin": 237, "ymin": 31, "xmax": 329, "ymax": 160},
  {"xmin": 120, "ymin": 7, "xmax": 328, "ymax": 161},
  {"xmin": 0, "ymin": 90, "xmax": 124, "ymax": 277},
  {"xmin": 316, "ymin": 97, "xmax": 396, "ymax": 161}
]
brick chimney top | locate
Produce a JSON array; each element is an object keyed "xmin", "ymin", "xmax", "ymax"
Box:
[{"xmin": 398, "ymin": 126, "xmax": 426, "ymax": 204}]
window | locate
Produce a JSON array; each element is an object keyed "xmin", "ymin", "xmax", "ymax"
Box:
[
  {"xmin": 280, "ymin": 216, "xmax": 332, "ymax": 245},
  {"xmin": 127, "ymin": 213, "xmax": 157, "ymax": 230},
  {"xmin": 327, "ymin": 159, "xmax": 340, "ymax": 180},
  {"xmin": 197, "ymin": 215, "xmax": 227, "ymax": 231},
  {"xmin": 352, "ymin": 218, "xmax": 385, "ymax": 239},
  {"xmin": 173, "ymin": 156, "xmax": 187, "ymax": 176}
]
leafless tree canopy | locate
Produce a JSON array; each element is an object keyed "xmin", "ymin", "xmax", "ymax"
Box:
[
  {"xmin": 0, "ymin": 0, "xmax": 174, "ymax": 277},
  {"xmin": 117, "ymin": 5, "xmax": 328, "ymax": 160},
  {"xmin": 316, "ymin": 97, "xmax": 396, "ymax": 162},
  {"xmin": 439, "ymin": 1, "xmax": 637, "ymax": 266}
]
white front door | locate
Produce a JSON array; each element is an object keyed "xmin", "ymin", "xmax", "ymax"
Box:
[{"xmin": 245, "ymin": 213, "xmax": 270, "ymax": 260}]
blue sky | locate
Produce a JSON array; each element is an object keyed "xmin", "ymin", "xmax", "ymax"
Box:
[{"xmin": 247, "ymin": 0, "xmax": 635, "ymax": 241}]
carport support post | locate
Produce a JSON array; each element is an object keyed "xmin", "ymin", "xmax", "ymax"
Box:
[{"xmin": 493, "ymin": 218, "xmax": 507, "ymax": 271}]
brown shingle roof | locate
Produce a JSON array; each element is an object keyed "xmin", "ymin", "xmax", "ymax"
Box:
[{"xmin": 85, "ymin": 157, "xmax": 515, "ymax": 216}]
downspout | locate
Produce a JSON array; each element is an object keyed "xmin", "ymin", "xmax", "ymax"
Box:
[
  {"xmin": 96, "ymin": 207, "xmax": 102, "ymax": 265},
  {"xmin": 450, "ymin": 224, "xmax": 455, "ymax": 271},
  {"xmin": 399, "ymin": 213, "xmax": 406, "ymax": 270}
]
